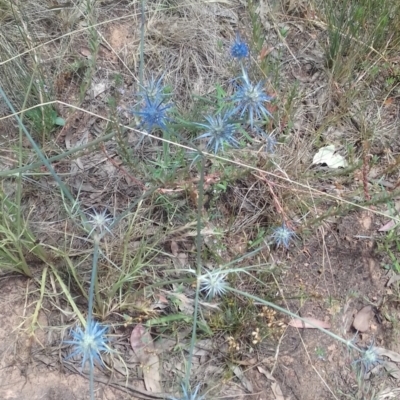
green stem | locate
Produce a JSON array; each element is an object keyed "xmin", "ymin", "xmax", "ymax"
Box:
[
  {"xmin": 0, "ymin": 87, "xmax": 77, "ymax": 212},
  {"xmin": 228, "ymin": 287, "xmax": 360, "ymax": 352},
  {"xmin": 87, "ymin": 236, "xmax": 100, "ymax": 322}
]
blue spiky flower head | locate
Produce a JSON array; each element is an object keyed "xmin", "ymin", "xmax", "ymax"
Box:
[
  {"xmin": 136, "ymin": 75, "xmax": 169, "ymax": 103},
  {"xmin": 230, "ymin": 33, "xmax": 249, "ymax": 60},
  {"xmin": 196, "ymin": 109, "xmax": 239, "ymax": 153},
  {"xmin": 132, "ymin": 95, "xmax": 172, "ymax": 132},
  {"xmin": 199, "ymin": 270, "xmax": 229, "ymax": 299},
  {"xmin": 271, "ymin": 224, "xmax": 297, "ymax": 249},
  {"xmin": 171, "ymin": 384, "xmax": 205, "ymax": 400},
  {"xmin": 65, "ymin": 320, "xmax": 109, "ymax": 370},
  {"xmin": 86, "ymin": 209, "xmax": 113, "ymax": 237},
  {"xmin": 353, "ymin": 343, "xmax": 383, "ymax": 374},
  {"xmin": 232, "ymin": 66, "xmax": 273, "ymax": 129}
]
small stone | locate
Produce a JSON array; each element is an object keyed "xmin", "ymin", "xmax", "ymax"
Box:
[{"xmin": 353, "ymin": 305, "xmax": 374, "ymax": 332}]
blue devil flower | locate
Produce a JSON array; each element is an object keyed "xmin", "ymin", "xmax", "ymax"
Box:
[
  {"xmin": 232, "ymin": 66, "xmax": 273, "ymax": 129},
  {"xmin": 65, "ymin": 319, "xmax": 109, "ymax": 370},
  {"xmin": 132, "ymin": 95, "xmax": 172, "ymax": 132},
  {"xmin": 196, "ymin": 109, "xmax": 239, "ymax": 153},
  {"xmin": 230, "ymin": 33, "xmax": 249, "ymax": 60},
  {"xmin": 271, "ymin": 224, "xmax": 297, "ymax": 249}
]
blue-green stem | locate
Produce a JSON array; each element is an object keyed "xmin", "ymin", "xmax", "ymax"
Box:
[
  {"xmin": 0, "ymin": 87, "xmax": 81, "ymax": 220},
  {"xmin": 88, "ymin": 234, "xmax": 100, "ymax": 400},
  {"xmin": 228, "ymin": 287, "xmax": 360, "ymax": 352},
  {"xmin": 87, "ymin": 234, "xmax": 100, "ymax": 323}
]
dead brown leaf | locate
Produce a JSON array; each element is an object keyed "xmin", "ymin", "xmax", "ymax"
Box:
[
  {"xmin": 257, "ymin": 366, "xmax": 285, "ymax": 400},
  {"xmin": 384, "ymin": 361, "xmax": 400, "ymax": 379},
  {"xmin": 375, "ymin": 347, "xmax": 400, "ymax": 363},
  {"xmin": 130, "ymin": 324, "xmax": 162, "ymax": 393},
  {"xmin": 379, "ymin": 220, "xmax": 396, "ymax": 232},
  {"xmin": 232, "ymin": 365, "xmax": 253, "ymax": 393}
]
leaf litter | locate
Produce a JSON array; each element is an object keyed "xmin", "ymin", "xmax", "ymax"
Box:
[{"xmin": 130, "ymin": 324, "xmax": 162, "ymax": 393}]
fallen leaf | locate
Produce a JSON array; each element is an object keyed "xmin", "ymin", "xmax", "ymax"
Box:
[
  {"xmin": 312, "ymin": 145, "xmax": 348, "ymax": 169},
  {"xmin": 353, "ymin": 306, "xmax": 373, "ymax": 332},
  {"xmin": 271, "ymin": 382, "xmax": 285, "ymax": 400},
  {"xmin": 375, "ymin": 347, "xmax": 400, "ymax": 363},
  {"xmin": 378, "ymin": 387, "xmax": 400, "ymax": 398},
  {"xmin": 379, "ymin": 220, "xmax": 396, "ymax": 232},
  {"xmin": 130, "ymin": 324, "xmax": 162, "ymax": 393},
  {"xmin": 257, "ymin": 366, "xmax": 285, "ymax": 400},
  {"xmin": 257, "ymin": 366, "xmax": 274, "ymax": 380},
  {"xmin": 232, "ymin": 365, "xmax": 253, "ymax": 393},
  {"xmin": 360, "ymin": 213, "xmax": 372, "ymax": 230},
  {"xmin": 170, "ymin": 292, "xmax": 194, "ymax": 316},
  {"xmin": 288, "ymin": 317, "xmax": 331, "ymax": 329},
  {"xmin": 384, "ymin": 97, "xmax": 394, "ymax": 106},
  {"xmin": 260, "ymin": 45, "xmax": 275, "ymax": 60},
  {"xmin": 384, "ymin": 361, "xmax": 400, "ymax": 379},
  {"xmin": 91, "ymin": 81, "xmax": 107, "ymax": 98},
  {"xmin": 172, "ymin": 252, "xmax": 188, "ymax": 268},
  {"xmin": 79, "ymin": 46, "xmax": 92, "ymax": 59},
  {"xmin": 387, "ymin": 274, "xmax": 400, "ymax": 287}
]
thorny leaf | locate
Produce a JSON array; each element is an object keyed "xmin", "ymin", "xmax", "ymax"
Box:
[{"xmin": 288, "ymin": 317, "xmax": 331, "ymax": 329}]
